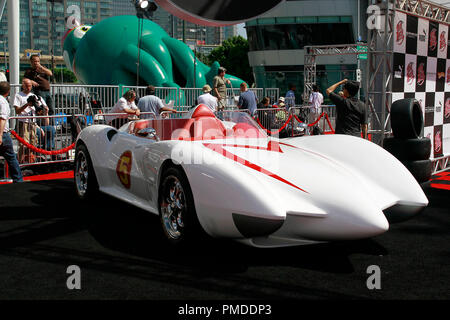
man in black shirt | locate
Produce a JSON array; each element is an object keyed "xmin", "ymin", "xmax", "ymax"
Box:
[
  {"xmin": 326, "ymin": 79, "xmax": 368, "ymax": 139},
  {"xmin": 24, "ymin": 55, "xmax": 54, "ymax": 116}
]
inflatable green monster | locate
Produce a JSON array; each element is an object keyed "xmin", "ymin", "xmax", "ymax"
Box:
[{"xmin": 62, "ymin": 15, "xmax": 245, "ymax": 91}]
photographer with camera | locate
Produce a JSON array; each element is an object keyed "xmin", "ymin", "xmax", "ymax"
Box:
[
  {"xmin": 24, "ymin": 54, "xmax": 54, "ymax": 116},
  {"xmin": 13, "ymin": 78, "xmax": 48, "ymax": 163}
]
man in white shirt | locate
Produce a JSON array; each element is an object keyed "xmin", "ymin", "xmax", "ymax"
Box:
[
  {"xmin": 137, "ymin": 85, "xmax": 177, "ymax": 119},
  {"xmin": 14, "ymin": 78, "xmax": 47, "ymax": 163},
  {"xmin": 0, "ymin": 70, "xmax": 7, "ymax": 82},
  {"xmin": 0, "ymin": 81, "xmax": 23, "ymax": 182},
  {"xmin": 309, "ymin": 84, "xmax": 324, "ymax": 123},
  {"xmin": 109, "ymin": 90, "xmax": 140, "ymax": 128},
  {"xmin": 197, "ymin": 85, "xmax": 218, "ymax": 112}
]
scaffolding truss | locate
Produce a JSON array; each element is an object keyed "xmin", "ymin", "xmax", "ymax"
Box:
[
  {"xmin": 303, "ymin": 44, "xmax": 366, "ymax": 103},
  {"xmin": 395, "ymin": 0, "xmax": 450, "ymax": 24},
  {"xmin": 365, "ymin": 0, "xmax": 395, "ymax": 145}
]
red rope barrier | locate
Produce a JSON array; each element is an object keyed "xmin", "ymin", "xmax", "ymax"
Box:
[
  {"xmin": 10, "ymin": 130, "xmax": 75, "ymax": 156},
  {"xmin": 256, "ymin": 115, "xmax": 293, "ymax": 135},
  {"xmin": 293, "ymin": 112, "xmax": 324, "ymax": 127},
  {"xmin": 293, "ymin": 112, "xmax": 335, "ymax": 133},
  {"xmin": 324, "ymin": 113, "xmax": 335, "ymax": 134}
]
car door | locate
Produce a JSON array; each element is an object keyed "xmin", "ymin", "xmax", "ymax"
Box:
[{"xmin": 108, "ymin": 131, "xmax": 158, "ymax": 211}]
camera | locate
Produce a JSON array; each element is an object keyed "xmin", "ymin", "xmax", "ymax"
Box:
[{"xmin": 27, "ymin": 94, "xmax": 44, "ymax": 114}]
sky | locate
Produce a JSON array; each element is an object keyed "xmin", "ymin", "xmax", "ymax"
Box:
[
  {"xmin": 432, "ymin": 0, "xmax": 450, "ymax": 7},
  {"xmin": 236, "ymin": 23, "xmax": 247, "ymax": 39}
]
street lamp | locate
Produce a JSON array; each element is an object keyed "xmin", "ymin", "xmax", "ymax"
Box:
[
  {"xmin": 132, "ymin": 0, "xmax": 157, "ymax": 87},
  {"xmin": 136, "ymin": 0, "xmax": 149, "ymax": 9},
  {"xmin": 48, "ymin": 0, "xmax": 62, "ymax": 83},
  {"xmin": 188, "ymin": 27, "xmax": 206, "ymax": 88}
]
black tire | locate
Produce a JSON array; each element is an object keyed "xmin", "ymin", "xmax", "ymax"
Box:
[
  {"xmin": 383, "ymin": 137, "xmax": 431, "ymax": 161},
  {"xmin": 74, "ymin": 143, "xmax": 99, "ymax": 200},
  {"xmin": 390, "ymin": 99, "xmax": 424, "ymax": 139},
  {"xmin": 402, "ymin": 159, "xmax": 433, "ymax": 183},
  {"xmin": 158, "ymin": 166, "xmax": 205, "ymax": 246}
]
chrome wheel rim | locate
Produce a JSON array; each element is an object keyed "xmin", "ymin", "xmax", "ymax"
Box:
[
  {"xmin": 75, "ymin": 150, "xmax": 89, "ymax": 197},
  {"xmin": 160, "ymin": 175, "xmax": 186, "ymax": 240}
]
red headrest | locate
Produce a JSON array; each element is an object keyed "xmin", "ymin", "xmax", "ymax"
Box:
[
  {"xmin": 192, "ymin": 104, "xmax": 215, "ymax": 118},
  {"xmin": 133, "ymin": 120, "xmax": 151, "ymax": 131}
]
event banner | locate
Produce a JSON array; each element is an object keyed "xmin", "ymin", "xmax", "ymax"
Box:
[{"xmin": 393, "ymin": 11, "xmax": 450, "ymax": 159}]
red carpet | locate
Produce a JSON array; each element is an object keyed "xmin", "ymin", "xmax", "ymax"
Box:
[
  {"xmin": 0, "ymin": 171, "xmax": 74, "ymax": 184},
  {"xmin": 430, "ymin": 171, "xmax": 450, "ymax": 191}
]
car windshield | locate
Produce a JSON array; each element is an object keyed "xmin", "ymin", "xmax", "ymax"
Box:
[
  {"xmin": 181, "ymin": 106, "xmax": 267, "ymax": 138},
  {"xmin": 120, "ymin": 108, "xmax": 267, "ymax": 140}
]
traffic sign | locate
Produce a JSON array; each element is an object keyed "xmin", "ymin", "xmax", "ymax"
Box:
[{"xmin": 357, "ymin": 45, "xmax": 368, "ymax": 60}]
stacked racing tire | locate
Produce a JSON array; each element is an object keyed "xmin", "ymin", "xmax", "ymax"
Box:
[{"xmin": 383, "ymin": 99, "xmax": 432, "ymax": 183}]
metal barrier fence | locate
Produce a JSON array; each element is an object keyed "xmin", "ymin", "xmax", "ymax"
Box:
[
  {"xmin": 121, "ymin": 86, "xmax": 179, "ymax": 108},
  {"xmin": 97, "ymin": 112, "xmax": 157, "ymax": 128},
  {"xmin": 6, "ymin": 114, "xmax": 86, "ymax": 169},
  {"xmin": 254, "ymin": 108, "xmax": 290, "ymax": 136},
  {"xmin": 10, "ymin": 84, "xmax": 121, "ymax": 115},
  {"xmin": 226, "ymin": 88, "xmax": 264, "ymax": 102},
  {"xmin": 265, "ymin": 88, "xmax": 280, "ymax": 104},
  {"xmin": 289, "ymin": 105, "xmax": 336, "ymax": 134},
  {"xmin": 9, "ymin": 84, "xmax": 279, "ymax": 116},
  {"xmin": 53, "ymin": 84, "xmax": 121, "ymax": 115},
  {"xmin": 159, "ymin": 111, "xmax": 189, "ymax": 119}
]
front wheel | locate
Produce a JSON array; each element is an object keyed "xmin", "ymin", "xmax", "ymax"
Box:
[
  {"xmin": 74, "ymin": 143, "xmax": 99, "ymax": 200},
  {"xmin": 158, "ymin": 167, "xmax": 203, "ymax": 246}
]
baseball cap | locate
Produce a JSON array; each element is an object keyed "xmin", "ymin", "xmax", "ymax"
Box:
[
  {"xmin": 202, "ymin": 84, "xmax": 212, "ymax": 93},
  {"xmin": 279, "ymin": 97, "xmax": 285, "ymax": 102}
]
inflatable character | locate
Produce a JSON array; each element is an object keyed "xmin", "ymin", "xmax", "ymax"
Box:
[{"xmin": 62, "ymin": 15, "xmax": 245, "ymax": 92}]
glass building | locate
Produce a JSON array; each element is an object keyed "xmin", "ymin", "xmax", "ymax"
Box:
[
  {"xmin": 0, "ymin": 0, "xmax": 236, "ymax": 62},
  {"xmin": 246, "ymin": 0, "xmax": 368, "ymax": 102},
  {"xmin": 0, "ymin": 0, "xmax": 112, "ymax": 57}
]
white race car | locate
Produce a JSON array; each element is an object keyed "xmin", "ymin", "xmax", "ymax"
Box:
[{"xmin": 74, "ymin": 105, "xmax": 428, "ymax": 247}]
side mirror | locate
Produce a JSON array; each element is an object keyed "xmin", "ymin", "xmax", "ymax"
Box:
[{"xmin": 137, "ymin": 127, "xmax": 160, "ymax": 141}]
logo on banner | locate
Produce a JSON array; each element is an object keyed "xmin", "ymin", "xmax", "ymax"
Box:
[
  {"xmin": 440, "ymin": 31, "xmax": 447, "ymax": 52},
  {"xmin": 430, "ymin": 28, "xmax": 437, "ymax": 51},
  {"xmin": 395, "ymin": 65, "xmax": 403, "ymax": 79},
  {"xmin": 407, "ymin": 62, "xmax": 415, "ymax": 85},
  {"xmin": 419, "ymin": 29, "xmax": 427, "ymax": 42},
  {"xmin": 447, "ymin": 67, "xmax": 450, "ymax": 84},
  {"xmin": 417, "ymin": 63, "xmax": 425, "ymax": 86},
  {"xmin": 396, "ymin": 21, "xmax": 405, "ymax": 45},
  {"xmin": 445, "ymin": 98, "xmax": 450, "ymax": 119},
  {"xmin": 435, "ymin": 131, "xmax": 442, "ymax": 153}
]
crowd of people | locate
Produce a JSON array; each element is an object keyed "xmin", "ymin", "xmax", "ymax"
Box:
[
  {"xmin": 1, "ymin": 55, "xmax": 368, "ymax": 182},
  {"xmin": 104, "ymin": 65, "xmax": 368, "ymax": 141},
  {"xmin": 0, "ymin": 54, "xmax": 56, "ymax": 182}
]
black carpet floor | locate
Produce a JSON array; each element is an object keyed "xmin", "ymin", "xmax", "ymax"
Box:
[{"xmin": 0, "ymin": 178, "xmax": 449, "ymax": 301}]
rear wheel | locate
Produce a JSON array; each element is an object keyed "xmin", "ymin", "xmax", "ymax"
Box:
[
  {"xmin": 383, "ymin": 137, "xmax": 431, "ymax": 161},
  {"xmin": 74, "ymin": 143, "xmax": 99, "ymax": 200},
  {"xmin": 158, "ymin": 167, "xmax": 203, "ymax": 246},
  {"xmin": 390, "ymin": 99, "xmax": 424, "ymax": 139},
  {"xmin": 402, "ymin": 159, "xmax": 433, "ymax": 183}
]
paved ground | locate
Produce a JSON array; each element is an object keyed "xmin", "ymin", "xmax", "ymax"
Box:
[{"xmin": 0, "ymin": 177, "xmax": 449, "ymax": 301}]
